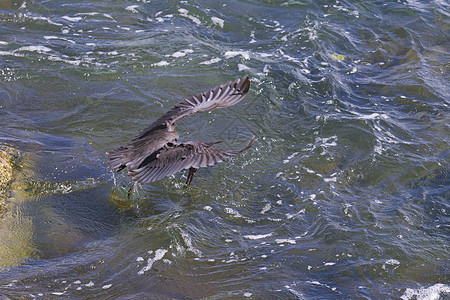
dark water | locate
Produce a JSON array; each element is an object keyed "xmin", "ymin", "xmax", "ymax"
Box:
[{"xmin": 0, "ymin": 0, "xmax": 449, "ymax": 298}]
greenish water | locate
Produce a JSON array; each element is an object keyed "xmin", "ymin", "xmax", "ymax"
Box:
[{"xmin": 0, "ymin": 0, "xmax": 449, "ymax": 298}]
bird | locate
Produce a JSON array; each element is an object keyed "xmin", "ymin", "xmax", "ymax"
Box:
[{"xmin": 106, "ymin": 76, "xmax": 254, "ymax": 197}]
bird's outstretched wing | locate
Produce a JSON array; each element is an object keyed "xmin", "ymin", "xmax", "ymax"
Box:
[
  {"xmin": 135, "ymin": 76, "xmax": 250, "ymax": 140},
  {"xmin": 129, "ymin": 136, "xmax": 255, "ymax": 184}
]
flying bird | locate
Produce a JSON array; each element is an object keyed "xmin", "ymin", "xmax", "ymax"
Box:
[{"xmin": 107, "ymin": 76, "xmax": 254, "ymax": 196}]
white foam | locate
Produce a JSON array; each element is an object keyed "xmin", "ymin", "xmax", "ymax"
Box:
[
  {"xmin": 76, "ymin": 12, "xmax": 99, "ymax": 16},
  {"xmin": 348, "ymin": 67, "xmax": 358, "ymax": 74},
  {"xmin": 260, "ymin": 203, "xmax": 271, "ymax": 214},
  {"xmin": 286, "ymin": 208, "xmax": 305, "ymax": 219},
  {"xmin": 238, "ymin": 63, "xmax": 250, "ymax": 71},
  {"xmin": 344, "ymin": 203, "xmax": 352, "ymax": 216},
  {"xmin": 211, "ymin": 16, "xmax": 224, "ymax": 28},
  {"xmin": 0, "ymin": 41, "xmax": 8, "ymax": 45},
  {"xmin": 224, "ymin": 51, "xmax": 250, "ymax": 60},
  {"xmin": 386, "ymin": 259, "xmax": 400, "ymax": 265},
  {"xmin": 200, "ymin": 57, "xmax": 221, "ymax": 65},
  {"xmin": 304, "ymin": 167, "xmax": 316, "ymax": 174},
  {"xmin": 152, "ymin": 60, "xmax": 169, "ymax": 67},
  {"xmin": 178, "ymin": 227, "xmax": 202, "ymax": 256},
  {"xmin": 353, "ymin": 111, "xmax": 388, "ymax": 120},
  {"xmin": 126, "ymin": 5, "xmax": 139, "ymax": 13},
  {"xmin": 24, "ymin": 14, "xmax": 63, "ymax": 26},
  {"xmin": 178, "ymin": 8, "xmax": 201, "ymax": 25},
  {"xmin": 47, "ymin": 55, "xmax": 82, "ymax": 66},
  {"xmin": 102, "ymin": 284, "xmax": 112, "ymax": 289},
  {"xmin": 275, "ymin": 239, "xmax": 296, "ymax": 245},
  {"xmin": 62, "ymin": 16, "xmax": 82, "ymax": 22},
  {"xmin": 15, "ymin": 45, "xmax": 52, "ymax": 53},
  {"xmin": 249, "ymin": 31, "xmax": 256, "ymax": 44},
  {"xmin": 225, "ymin": 207, "xmax": 243, "ymax": 218},
  {"xmin": 138, "ymin": 249, "xmax": 168, "ymax": 275},
  {"xmin": 401, "ymin": 283, "xmax": 450, "ymax": 300},
  {"xmin": 243, "ymin": 233, "xmax": 273, "ymax": 240},
  {"xmin": 170, "ymin": 49, "xmax": 194, "ymax": 58},
  {"xmin": 0, "ymin": 50, "xmax": 23, "ymax": 57},
  {"xmin": 382, "ymin": 259, "xmax": 400, "ymax": 270},
  {"xmin": 324, "ymin": 177, "xmax": 337, "ymax": 183},
  {"xmin": 44, "ymin": 36, "xmax": 76, "ymax": 44},
  {"xmin": 315, "ymin": 136, "xmax": 337, "ymax": 147},
  {"xmin": 283, "ymin": 152, "xmax": 299, "ymax": 164},
  {"xmin": 279, "ymin": 49, "xmax": 301, "ymax": 64},
  {"xmin": 373, "ymin": 141, "xmax": 383, "ymax": 155}
]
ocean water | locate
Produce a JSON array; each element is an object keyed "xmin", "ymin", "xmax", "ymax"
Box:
[{"xmin": 0, "ymin": 0, "xmax": 449, "ymax": 298}]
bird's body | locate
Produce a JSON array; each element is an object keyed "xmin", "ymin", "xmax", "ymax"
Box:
[
  {"xmin": 108, "ymin": 125, "xmax": 179, "ymax": 172},
  {"xmin": 107, "ymin": 76, "xmax": 254, "ymax": 188}
]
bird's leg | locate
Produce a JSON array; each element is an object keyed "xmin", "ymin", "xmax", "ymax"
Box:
[
  {"xmin": 186, "ymin": 167, "xmax": 197, "ymax": 185},
  {"xmin": 127, "ymin": 183, "xmax": 135, "ymax": 200}
]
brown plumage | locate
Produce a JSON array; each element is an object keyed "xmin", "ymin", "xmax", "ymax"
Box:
[{"xmin": 106, "ymin": 76, "xmax": 254, "ymax": 188}]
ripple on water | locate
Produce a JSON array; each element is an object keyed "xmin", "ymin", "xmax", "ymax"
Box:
[{"xmin": 0, "ymin": 0, "xmax": 449, "ymax": 298}]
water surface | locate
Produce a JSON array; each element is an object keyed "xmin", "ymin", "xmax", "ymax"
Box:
[{"xmin": 0, "ymin": 0, "xmax": 449, "ymax": 298}]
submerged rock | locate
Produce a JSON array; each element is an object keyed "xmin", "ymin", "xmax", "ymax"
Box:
[
  {"xmin": 0, "ymin": 145, "xmax": 35, "ymax": 269},
  {"xmin": 0, "ymin": 145, "xmax": 19, "ymax": 215}
]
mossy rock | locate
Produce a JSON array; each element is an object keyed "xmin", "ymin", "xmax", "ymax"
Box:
[
  {"xmin": 0, "ymin": 145, "xmax": 22, "ymax": 216},
  {"xmin": 0, "ymin": 144, "xmax": 35, "ymax": 269}
]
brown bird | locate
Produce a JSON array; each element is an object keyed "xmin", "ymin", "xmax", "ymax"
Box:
[{"xmin": 107, "ymin": 76, "xmax": 254, "ymax": 196}]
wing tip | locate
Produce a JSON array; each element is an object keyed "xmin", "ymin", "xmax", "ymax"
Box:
[
  {"xmin": 243, "ymin": 76, "xmax": 250, "ymax": 91},
  {"xmin": 237, "ymin": 76, "xmax": 250, "ymax": 95},
  {"xmin": 240, "ymin": 135, "xmax": 255, "ymax": 152}
]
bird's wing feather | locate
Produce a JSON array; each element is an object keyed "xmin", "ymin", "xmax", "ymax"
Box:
[
  {"xmin": 135, "ymin": 76, "xmax": 250, "ymax": 140},
  {"xmin": 129, "ymin": 136, "xmax": 255, "ymax": 184},
  {"xmin": 107, "ymin": 76, "xmax": 251, "ymax": 172},
  {"xmin": 106, "ymin": 135, "xmax": 169, "ymax": 171}
]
